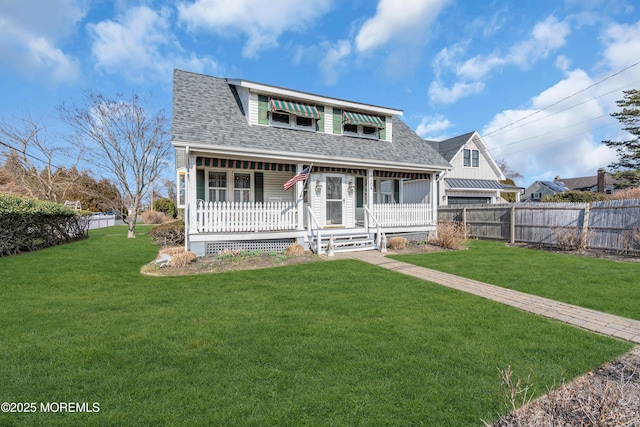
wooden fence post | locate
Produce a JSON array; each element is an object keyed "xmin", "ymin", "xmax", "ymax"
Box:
[
  {"xmin": 510, "ymin": 205, "xmax": 516, "ymax": 244},
  {"xmin": 581, "ymin": 203, "xmax": 591, "ymax": 249},
  {"xmin": 462, "ymin": 207, "xmax": 468, "ymax": 239}
]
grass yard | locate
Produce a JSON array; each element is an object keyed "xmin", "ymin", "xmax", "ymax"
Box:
[
  {"xmin": 391, "ymin": 240, "xmax": 640, "ymax": 321},
  {"xmin": 0, "ymin": 227, "xmax": 632, "ymax": 426}
]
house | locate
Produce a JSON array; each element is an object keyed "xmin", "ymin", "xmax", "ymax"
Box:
[
  {"xmin": 523, "ymin": 169, "xmax": 623, "ymax": 202},
  {"xmin": 172, "ymin": 70, "xmax": 451, "ymax": 256},
  {"xmin": 408, "ymin": 131, "xmax": 509, "ymax": 205},
  {"xmin": 554, "ymin": 168, "xmax": 621, "ymax": 195},
  {"xmin": 522, "ymin": 180, "xmax": 569, "ymax": 201}
]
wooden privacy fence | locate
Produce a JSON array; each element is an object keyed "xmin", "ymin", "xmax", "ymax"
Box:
[{"xmin": 438, "ymin": 199, "xmax": 640, "ymax": 253}]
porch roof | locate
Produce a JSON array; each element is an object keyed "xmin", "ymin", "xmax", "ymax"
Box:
[
  {"xmin": 172, "ymin": 70, "xmax": 451, "ymax": 172},
  {"xmin": 445, "ymin": 178, "xmax": 503, "ymax": 190}
]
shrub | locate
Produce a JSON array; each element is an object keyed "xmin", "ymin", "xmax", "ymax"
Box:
[
  {"xmin": 542, "ymin": 191, "xmax": 607, "ymax": 203},
  {"xmin": 607, "ymin": 186, "xmax": 640, "ymax": 200},
  {"xmin": 150, "ymin": 220, "xmax": 185, "ymax": 246},
  {"xmin": 141, "ymin": 210, "xmax": 169, "ymax": 224},
  {"xmin": 388, "ymin": 236, "xmax": 407, "ymax": 250},
  {"xmin": 429, "ymin": 221, "xmax": 468, "ymax": 249},
  {"xmin": 153, "ymin": 198, "xmax": 177, "ymax": 219},
  {"xmin": 170, "ymin": 251, "xmax": 196, "ymax": 268},
  {"xmin": 0, "ymin": 193, "xmax": 87, "ymax": 256},
  {"xmin": 551, "ymin": 226, "xmax": 586, "ymax": 251},
  {"xmin": 284, "ymin": 243, "xmax": 304, "ymax": 257}
]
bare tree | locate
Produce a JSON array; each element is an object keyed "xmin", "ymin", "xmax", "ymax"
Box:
[
  {"xmin": 0, "ymin": 114, "xmax": 82, "ymax": 202},
  {"xmin": 59, "ymin": 91, "xmax": 171, "ymax": 238}
]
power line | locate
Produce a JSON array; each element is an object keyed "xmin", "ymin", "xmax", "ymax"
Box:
[
  {"xmin": 482, "ymin": 60, "xmax": 640, "ymax": 138},
  {"xmin": 489, "ymin": 113, "xmax": 611, "ymax": 151},
  {"xmin": 0, "ymin": 139, "xmax": 66, "ymax": 171},
  {"xmin": 483, "ymin": 79, "xmax": 640, "ymax": 140}
]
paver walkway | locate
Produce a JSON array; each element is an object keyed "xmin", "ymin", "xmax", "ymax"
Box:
[{"xmin": 335, "ymin": 250, "xmax": 640, "ymax": 344}]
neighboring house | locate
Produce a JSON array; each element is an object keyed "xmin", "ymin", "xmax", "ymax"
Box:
[
  {"xmin": 172, "ymin": 70, "xmax": 451, "ymax": 256},
  {"xmin": 554, "ymin": 168, "xmax": 622, "ymax": 195},
  {"xmin": 415, "ymin": 131, "xmax": 508, "ymax": 205},
  {"xmin": 523, "ymin": 169, "xmax": 624, "ymax": 202},
  {"xmin": 522, "ymin": 181, "xmax": 569, "ymax": 201}
]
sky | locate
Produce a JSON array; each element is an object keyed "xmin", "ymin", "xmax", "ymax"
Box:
[{"xmin": 1, "ymin": 0, "xmax": 640, "ymax": 187}]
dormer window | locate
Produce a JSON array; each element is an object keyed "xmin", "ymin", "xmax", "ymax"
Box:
[
  {"xmin": 343, "ymin": 111, "xmax": 384, "ymax": 139},
  {"xmin": 269, "ymin": 98, "xmax": 320, "ymax": 131}
]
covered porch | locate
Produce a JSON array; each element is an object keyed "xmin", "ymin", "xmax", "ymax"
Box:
[{"xmin": 181, "ymin": 155, "xmax": 441, "ymax": 256}]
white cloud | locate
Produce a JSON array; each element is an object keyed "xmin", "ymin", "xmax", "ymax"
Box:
[
  {"xmin": 178, "ymin": 0, "xmax": 332, "ymax": 58},
  {"xmin": 355, "ymin": 0, "xmax": 450, "ymax": 52},
  {"xmin": 428, "ymin": 80, "xmax": 484, "ymax": 104},
  {"xmin": 415, "ymin": 115, "xmax": 453, "ymax": 139},
  {"xmin": 0, "ymin": 0, "xmax": 84, "ymax": 84},
  {"xmin": 88, "ymin": 6, "xmax": 217, "ymax": 83},
  {"xmin": 599, "ymin": 20, "xmax": 640, "ymax": 70},
  {"xmin": 430, "ymin": 16, "xmax": 571, "ymax": 104},
  {"xmin": 319, "ymin": 40, "xmax": 352, "ymax": 85},
  {"xmin": 481, "ymin": 69, "xmax": 617, "ymax": 184}
]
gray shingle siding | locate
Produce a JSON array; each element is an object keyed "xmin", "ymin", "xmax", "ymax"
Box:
[{"xmin": 172, "ymin": 69, "xmax": 450, "ymax": 169}]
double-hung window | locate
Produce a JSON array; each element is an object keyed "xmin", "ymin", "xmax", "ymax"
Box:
[
  {"xmin": 208, "ymin": 171, "xmax": 227, "ymax": 202},
  {"xmin": 342, "ymin": 111, "xmax": 383, "ymax": 139},
  {"xmin": 463, "ymin": 149, "xmax": 479, "ymax": 167},
  {"xmin": 270, "ymin": 98, "xmax": 319, "ymax": 131},
  {"xmin": 234, "ymin": 173, "xmax": 251, "ymax": 202}
]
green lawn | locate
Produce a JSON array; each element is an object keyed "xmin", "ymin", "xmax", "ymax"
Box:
[
  {"xmin": 0, "ymin": 227, "xmax": 632, "ymax": 426},
  {"xmin": 391, "ymin": 240, "xmax": 640, "ymax": 321}
]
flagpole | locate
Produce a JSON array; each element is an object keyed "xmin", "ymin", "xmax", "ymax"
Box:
[{"xmin": 298, "ymin": 163, "xmax": 313, "ymax": 200}]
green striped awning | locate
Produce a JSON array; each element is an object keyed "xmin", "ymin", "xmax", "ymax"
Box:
[
  {"xmin": 271, "ymin": 98, "xmax": 320, "ymax": 119},
  {"xmin": 196, "ymin": 157, "xmax": 295, "ymax": 172},
  {"xmin": 375, "ymin": 171, "xmax": 430, "ymax": 180},
  {"xmin": 343, "ymin": 111, "xmax": 385, "ymax": 128}
]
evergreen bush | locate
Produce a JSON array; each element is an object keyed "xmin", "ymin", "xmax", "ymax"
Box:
[
  {"xmin": 0, "ymin": 194, "xmax": 88, "ymax": 256},
  {"xmin": 153, "ymin": 198, "xmax": 177, "ymax": 219}
]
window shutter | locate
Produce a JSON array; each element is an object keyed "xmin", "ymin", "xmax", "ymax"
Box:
[
  {"xmin": 379, "ymin": 117, "xmax": 386, "ymax": 140},
  {"xmin": 394, "ymin": 179, "xmax": 400, "ymax": 203},
  {"xmin": 258, "ymin": 95, "xmax": 269, "ymax": 125},
  {"xmin": 356, "ymin": 177, "xmax": 364, "ymax": 208},
  {"xmin": 196, "ymin": 169, "xmax": 205, "ymax": 200},
  {"xmin": 254, "ymin": 172, "xmax": 264, "ymax": 203},
  {"xmin": 315, "ymin": 105, "xmax": 324, "ymax": 132},
  {"xmin": 332, "ymin": 108, "xmax": 342, "ymax": 134}
]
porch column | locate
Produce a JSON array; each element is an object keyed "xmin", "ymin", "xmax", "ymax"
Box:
[
  {"xmin": 430, "ymin": 173, "xmax": 439, "ymax": 224},
  {"xmin": 188, "ymin": 151, "xmax": 198, "ymax": 234},
  {"xmin": 296, "ymin": 163, "xmax": 305, "ymax": 230},
  {"xmin": 367, "ymin": 168, "xmax": 374, "ymax": 210}
]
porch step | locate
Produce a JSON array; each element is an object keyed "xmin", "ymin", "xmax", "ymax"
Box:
[{"xmin": 318, "ymin": 233, "xmax": 376, "ymax": 253}]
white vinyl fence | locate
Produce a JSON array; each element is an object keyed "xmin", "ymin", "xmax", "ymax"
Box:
[{"xmin": 88, "ymin": 214, "xmax": 116, "ymax": 230}]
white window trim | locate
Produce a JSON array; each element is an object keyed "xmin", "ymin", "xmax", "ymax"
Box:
[
  {"xmin": 463, "ymin": 148, "xmax": 479, "ymax": 168},
  {"xmin": 176, "ymin": 168, "xmax": 186, "ymax": 208},
  {"xmin": 343, "ymin": 123, "xmax": 379, "ymax": 140},
  {"xmin": 204, "ymin": 168, "xmax": 255, "ymax": 203},
  {"xmin": 270, "ymin": 111, "xmax": 316, "ymax": 132}
]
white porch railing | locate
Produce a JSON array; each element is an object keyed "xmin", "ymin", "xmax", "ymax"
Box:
[
  {"xmin": 196, "ymin": 201, "xmax": 298, "ymax": 233},
  {"xmin": 372, "ymin": 203, "xmax": 433, "ymax": 227},
  {"xmin": 305, "ymin": 206, "xmax": 323, "ymax": 254}
]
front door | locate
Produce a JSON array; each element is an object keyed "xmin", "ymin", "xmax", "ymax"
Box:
[{"xmin": 325, "ymin": 175, "xmax": 344, "ymax": 226}]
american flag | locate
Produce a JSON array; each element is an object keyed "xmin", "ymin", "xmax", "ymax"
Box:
[{"xmin": 283, "ymin": 165, "xmax": 311, "ymax": 191}]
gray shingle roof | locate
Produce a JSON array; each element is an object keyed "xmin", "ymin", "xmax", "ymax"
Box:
[
  {"xmin": 172, "ymin": 70, "xmax": 450, "ymax": 170},
  {"xmin": 426, "ymin": 131, "xmax": 475, "ymax": 162}
]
